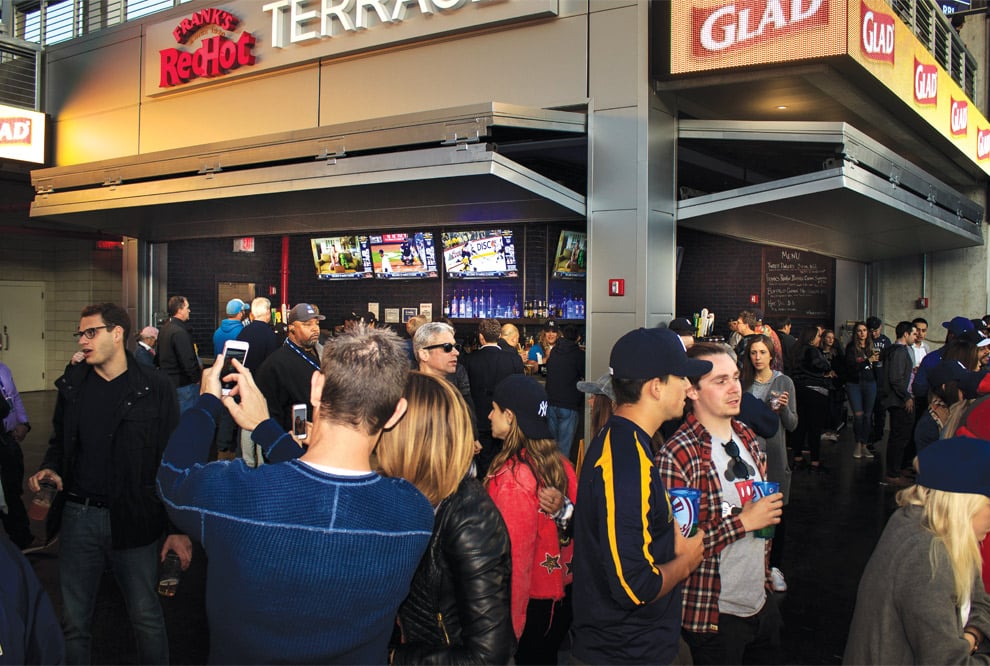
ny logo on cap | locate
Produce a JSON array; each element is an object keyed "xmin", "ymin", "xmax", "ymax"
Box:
[{"xmin": 537, "ymin": 400, "xmax": 548, "ymax": 418}]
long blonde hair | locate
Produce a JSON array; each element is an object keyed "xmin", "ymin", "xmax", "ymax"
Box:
[
  {"xmin": 486, "ymin": 417, "xmax": 567, "ymax": 495},
  {"xmin": 377, "ymin": 371, "xmax": 474, "ymax": 506},
  {"xmin": 898, "ymin": 484, "xmax": 988, "ymax": 604}
]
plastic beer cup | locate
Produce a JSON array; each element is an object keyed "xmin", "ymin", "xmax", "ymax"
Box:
[
  {"xmin": 669, "ymin": 487, "xmax": 701, "ymax": 537},
  {"xmin": 752, "ymin": 480, "xmax": 780, "ymax": 539}
]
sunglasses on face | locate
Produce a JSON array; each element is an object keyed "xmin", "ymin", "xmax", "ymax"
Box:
[
  {"xmin": 73, "ymin": 325, "xmax": 114, "ymax": 340},
  {"xmin": 423, "ymin": 342, "xmax": 463, "ymax": 354},
  {"xmin": 722, "ymin": 440, "xmax": 754, "ymax": 482}
]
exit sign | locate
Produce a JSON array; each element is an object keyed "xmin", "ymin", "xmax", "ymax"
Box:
[{"xmin": 233, "ymin": 237, "xmax": 255, "ymax": 252}]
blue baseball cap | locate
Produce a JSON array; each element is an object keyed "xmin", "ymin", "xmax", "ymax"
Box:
[
  {"xmin": 918, "ymin": 436, "xmax": 990, "ymax": 497},
  {"xmin": 609, "ymin": 328, "xmax": 712, "ymax": 381},
  {"xmin": 225, "ymin": 298, "xmax": 245, "ymax": 316},
  {"xmin": 942, "ymin": 316, "xmax": 975, "ymax": 336}
]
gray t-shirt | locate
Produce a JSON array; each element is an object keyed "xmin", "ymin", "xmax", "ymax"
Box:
[{"xmin": 710, "ymin": 431, "xmax": 767, "ymax": 618}]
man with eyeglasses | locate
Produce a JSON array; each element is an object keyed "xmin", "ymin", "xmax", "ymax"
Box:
[
  {"xmin": 28, "ymin": 303, "xmax": 190, "ymax": 665},
  {"xmin": 158, "ymin": 295, "xmax": 201, "ymax": 413},
  {"xmin": 413, "ymin": 321, "xmax": 479, "ymax": 447},
  {"xmin": 657, "ymin": 342, "xmax": 784, "ymax": 665},
  {"xmin": 571, "ymin": 328, "xmax": 708, "ymax": 664}
]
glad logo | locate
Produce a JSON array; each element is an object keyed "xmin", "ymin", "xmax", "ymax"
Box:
[
  {"xmin": 914, "ymin": 59, "xmax": 938, "ymax": 106},
  {"xmin": 978, "ymin": 128, "xmax": 990, "ymax": 161},
  {"xmin": 951, "ymin": 98, "xmax": 969, "ymax": 136},
  {"xmin": 0, "ymin": 117, "xmax": 31, "ymax": 145},
  {"xmin": 861, "ymin": 2, "xmax": 894, "ymax": 63},
  {"xmin": 693, "ymin": 0, "xmax": 827, "ymax": 56}
]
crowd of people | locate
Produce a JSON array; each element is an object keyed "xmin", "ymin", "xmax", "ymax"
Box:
[{"xmin": 4, "ymin": 299, "xmax": 990, "ymax": 664}]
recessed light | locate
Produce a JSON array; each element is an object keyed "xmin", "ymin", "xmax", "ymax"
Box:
[{"xmin": 776, "ymin": 105, "xmax": 788, "ymax": 110}]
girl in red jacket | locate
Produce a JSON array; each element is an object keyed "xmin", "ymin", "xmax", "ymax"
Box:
[{"xmin": 486, "ymin": 375, "xmax": 577, "ymax": 665}]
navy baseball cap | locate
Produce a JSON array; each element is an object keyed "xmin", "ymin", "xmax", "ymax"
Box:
[
  {"xmin": 668, "ymin": 318, "xmax": 695, "ymax": 336},
  {"xmin": 609, "ymin": 328, "xmax": 712, "ymax": 381},
  {"xmin": 492, "ymin": 375, "xmax": 553, "ymax": 440},
  {"xmin": 943, "ymin": 316, "xmax": 975, "ymax": 336},
  {"xmin": 918, "ymin": 436, "xmax": 990, "ymax": 497}
]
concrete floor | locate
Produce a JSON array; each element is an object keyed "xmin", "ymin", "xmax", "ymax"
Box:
[{"xmin": 12, "ymin": 389, "xmax": 896, "ymax": 664}]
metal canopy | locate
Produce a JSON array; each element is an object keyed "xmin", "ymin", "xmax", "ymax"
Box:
[
  {"xmin": 29, "ymin": 103, "xmax": 587, "ymax": 240},
  {"xmin": 677, "ymin": 121, "xmax": 984, "ymax": 261}
]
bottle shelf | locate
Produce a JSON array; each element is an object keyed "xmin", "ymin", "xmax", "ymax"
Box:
[{"xmin": 446, "ymin": 318, "xmax": 585, "ymax": 325}]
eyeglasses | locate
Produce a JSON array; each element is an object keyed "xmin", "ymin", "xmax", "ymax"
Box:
[
  {"xmin": 73, "ymin": 325, "xmax": 113, "ymax": 340},
  {"xmin": 722, "ymin": 440, "xmax": 753, "ymax": 482},
  {"xmin": 423, "ymin": 342, "xmax": 463, "ymax": 354}
]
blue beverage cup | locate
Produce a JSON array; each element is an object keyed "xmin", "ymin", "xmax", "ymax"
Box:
[
  {"xmin": 752, "ymin": 481, "xmax": 780, "ymax": 539},
  {"xmin": 669, "ymin": 487, "xmax": 701, "ymax": 537}
]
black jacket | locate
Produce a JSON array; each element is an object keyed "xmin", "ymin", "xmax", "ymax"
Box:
[
  {"xmin": 464, "ymin": 346, "xmax": 524, "ymax": 433},
  {"xmin": 545, "ymin": 338, "xmax": 585, "ymax": 410},
  {"xmin": 392, "ymin": 478, "xmax": 514, "ymax": 665},
  {"xmin": 158, "ymin": 317, "xmax": 199, "ymax": 387},
  {"xmin": 41, "ymin": 353, "xmax": 180, "ymax": 548},
  {"xmin": 791, "ymin": 344, "xmax": 831, "ymax": 390},
  {"xmin": 255, "ymin": 341, "xmax": 320, "ymax": 431}
]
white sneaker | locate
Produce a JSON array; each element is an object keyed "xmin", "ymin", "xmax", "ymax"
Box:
[{"xmin": 771, "ymin": 567, "xmax": 788, "ymax": 593}]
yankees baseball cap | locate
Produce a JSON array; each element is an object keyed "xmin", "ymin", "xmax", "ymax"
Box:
[{"xmin": 492, "ymin": 374, "xmax": 553, "ymax": 440}]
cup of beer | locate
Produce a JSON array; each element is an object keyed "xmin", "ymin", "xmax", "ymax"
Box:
[
  {"xmin": 752, "ymin": 480, "xmax": 780, "ymax": 539},
  {"xmin": 28, "ymin": 481, "xmax": 57, "ymax": 522},
  {"xmin": 669, "ymin": 487, "xmax": 701, "ymax": 537},
  {"xmin": 158, "ymin": 551, "xmax": 183, "ymax": 597}
]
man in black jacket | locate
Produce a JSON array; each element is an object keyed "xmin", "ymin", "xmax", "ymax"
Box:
[
  {"xmin": 158, "ymin": 295, "xmax": 201, "ymax": 413},
  {"xmin": 28, "ymin": 302, "xmax": 189, "ymax": 665},
  {"xmin": 880, "ymin": 321, "xmax": 916, "ymax": 488},
  {"xmin": 255, "ymin": 303, "xmax": 324, "ymax": 432},
  {"xmin": 464, "ymin": 319, "xmax": 524, "ymax": 474},
  {"xmin": 544, "ymin": 324, "xmax": 585, "ymax": 458}
]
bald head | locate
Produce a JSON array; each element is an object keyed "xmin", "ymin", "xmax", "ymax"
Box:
[{"xmin": 501, "ymin": 323, "xmax": 520, "ymax": 347}]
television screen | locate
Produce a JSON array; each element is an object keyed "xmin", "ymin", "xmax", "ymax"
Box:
[
  {"xmin": 311, "ymin": 236, "xmax": 373, "ymax": 280},
  {"xmin": 441, "ymin": 229, "xmax": 518, "ymax": 278},
  {"xmin": 369, "ymin": 232, "xmax": 438, "ymax": 279},
  {"xmin": 552, "ymin": 230, "xmax": 587, "ymax": 279}
]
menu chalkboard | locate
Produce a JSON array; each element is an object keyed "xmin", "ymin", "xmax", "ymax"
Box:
[{"xmin": 762, "ymin": 248, "xmax": 834, "ymax": 319}]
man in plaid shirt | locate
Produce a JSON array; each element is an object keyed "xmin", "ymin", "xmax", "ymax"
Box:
[{"xmin": 656, "ymin": 342, "xmax": 783, "ymax": 664}]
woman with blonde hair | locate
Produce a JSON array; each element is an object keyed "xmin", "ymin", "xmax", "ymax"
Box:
[
  {"xmin": 486, "ymin": 374, "xmax": 577, "ymax": 665},
  {"xmin": 379, "ymin": 371, "xmax": 513, "ymax": 664},
  {"xmin": 844, "ymin": 436, "xmax": 990, "ymax": 663}
]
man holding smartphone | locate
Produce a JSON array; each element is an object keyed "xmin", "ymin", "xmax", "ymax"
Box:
[{"xmin": 255, "ymin": 303, "xmax": 324, "ymax": 432}]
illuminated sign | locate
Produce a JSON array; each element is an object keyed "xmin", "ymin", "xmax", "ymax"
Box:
[
  {"xmin": 159, "ymin": 8, "xmax": 257, "ymax": 88},
  {"xmin": 145, "ymin": 0, "xmax": 556, "ymax": 96},
  {"xmin": 977, "ymin": 128, "xmax": 990, "ymax": 161},
  {"xmin": 672, "ymin": 0, "xmax": 845, "ymax": 73},
  {"xmin": 0, "ymin": 103, "xmax": 45, "ymax": 165}
]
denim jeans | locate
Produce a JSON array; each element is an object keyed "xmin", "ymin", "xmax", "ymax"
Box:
[
  {"xmin": 547, "ymin": 406, "xmax": 579, "ymax": 459},
  {"xmin": 175, "ymin": 383, "xmax": 199, "ymax": 414},
  {"xmin": 60, "ymin": 501, "xmax": 169, "ymax": 665},
  {"xmin": 845, "ymin": 381, "xmax": 877, "ymax": 443}
]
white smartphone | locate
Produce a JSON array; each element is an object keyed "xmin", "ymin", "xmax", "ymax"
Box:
[
  {"xmin": 292, "ymin": 403, "xmax": 308, "ymax": 440},
  {"xmin": 219, "ymin": 340, "xmax": 249, "ymax": 395}
]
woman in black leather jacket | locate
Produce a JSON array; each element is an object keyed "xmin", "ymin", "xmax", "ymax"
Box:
[
  {"xmin": 378, "ymin": 371, "xmax": 513, "ymax": 665},
  {"xmin": 791, "ymin": 326, "xmax": 836, "ymax": 472}
]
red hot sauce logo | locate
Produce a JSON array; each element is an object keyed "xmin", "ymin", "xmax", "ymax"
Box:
[
  {"xmin": 860, "ymin": 1, "xmax": 894, "ymax": 63},
  {"xmin": 951, "ymin": 98, "xmax": 969, "ymax": 136},
  {"xmin": 914, "ymin": 58, "xmax": 937, "ymax": 106},
  {"xmin": 160, "ymin": 8, "xmax": 256, "ymax": 88}
]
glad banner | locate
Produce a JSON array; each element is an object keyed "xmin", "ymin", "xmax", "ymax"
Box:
[
  {"xmin": 671, "ymin": 0, "xmax": 846, "ymax": 73},
  {"xmin": 0, "ymin": 103, "xmax": 46, "ymax": 165},
  {"xmin": 851, "ymin": 0, "xmax": 990, "ymax": 166}
]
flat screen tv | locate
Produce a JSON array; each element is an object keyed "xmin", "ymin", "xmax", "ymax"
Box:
[
  {"xmin": 441, "ymin": 229, "xmax": 518, "ymax": 279},
  {"xmin": 369, "ymin": 232, "xmax": 438, "ymax": 279},
  {"xmin": 311, "ymin": 236, "xmax": 373, "ymax": 280},
  {"xmin": 552, "ymin": 230, "xmax": 587, "ymax": 279}
]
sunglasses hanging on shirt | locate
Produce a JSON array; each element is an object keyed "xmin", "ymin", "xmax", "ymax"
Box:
[{"xmin": 722, "ymin": 439, "xmax": 755, "ymax": 482}]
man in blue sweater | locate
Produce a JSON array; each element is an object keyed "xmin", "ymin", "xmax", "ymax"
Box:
[{"xmin": 157, "ymin": 326, "xmax": 434, "ymax": 664}]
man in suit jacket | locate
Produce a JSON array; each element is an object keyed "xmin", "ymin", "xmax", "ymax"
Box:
[{"xmin": 465, "ymin": 319, "xmax": 524, "ymax": 474}]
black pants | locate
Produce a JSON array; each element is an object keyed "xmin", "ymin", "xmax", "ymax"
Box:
[
  {"xmin": 793, "ymin": 388, "xmax": 828, "ymax": 463},
  {"xmin": 0, "ymin": 432, "xmax": 32, "ymax": 548},
  {"xmin": 886, "ymin": 406, "xmax": 913, "ymax": 478},
  {"xmin": 683, "ymin": 594, "xmax": 782, "ymax": 665},
  {"xmin": 515, "ymin": 589, "xmax": 572, "ymax": 665}
]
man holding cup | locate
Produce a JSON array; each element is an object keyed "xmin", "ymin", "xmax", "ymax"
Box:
[
  {"xmin": 570, "ymin": 327, "xmax": 707, "ymax": 664},
  {"xmin": 657, "ymin": 342, "xmax": 784, "ymax": 665}
]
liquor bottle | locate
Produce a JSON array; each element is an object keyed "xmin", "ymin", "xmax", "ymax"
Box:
[
  {"xmin": 443, "ymin": 297, "xmax": 451, "ymax": 318},
  {"xmin": 576, "ymin": 295, "xmax": 585, "ymax": 319},
  {"xmin": 549, "ymin": 294, "xmax": 557, "ymax": 319},
  {"xmin": 488, "ymin": 290, "xmax": 494, "ymax": 317},
  {"xmin": 512, "ymin": 295, "xmax": 520, "ymax": 318},
  {"xmin": 466, "ymin": 292, "xmax": 474, "ymax": 318},
  {"xmin": 565, "ymin": 294, "xmax": 575, "ymax": 319},
  {"xmin": 472, "ymin": 291, "xmax": 479, "ymax": 317},
  {"xmin": 458, "ymin": 293, "xmax": 466, "ymax": 318}
]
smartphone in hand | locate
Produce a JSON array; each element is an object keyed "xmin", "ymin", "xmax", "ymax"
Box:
[
  {"xmin": 292, "ymin": 403, "xmax": 308, "ymax": 441},
  {"xmin": 220, "ymin": 340, "xmax": 249, "ymax": 395}
]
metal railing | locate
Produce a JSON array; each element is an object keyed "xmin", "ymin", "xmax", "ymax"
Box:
[{"xmin": 889, "ymin": 0, "xmax": 977, "ymax": 98}]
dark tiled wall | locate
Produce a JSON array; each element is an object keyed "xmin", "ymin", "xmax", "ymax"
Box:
[{"xmin": 167, "ymin": 223, "xmax": 586, "ymax": 355}]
